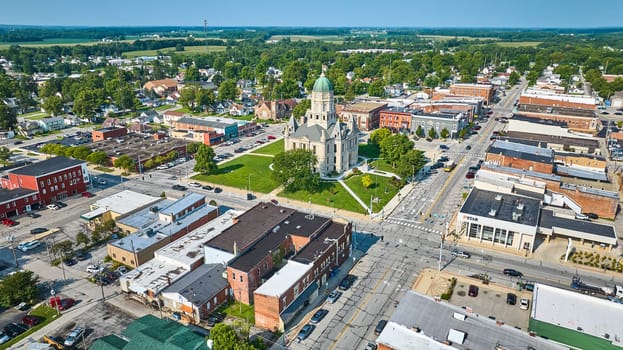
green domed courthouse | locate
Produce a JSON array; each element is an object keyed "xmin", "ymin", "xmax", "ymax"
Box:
[{"xmin": 284, "ymin": 72, "xmax": 359, "ymax": 176}]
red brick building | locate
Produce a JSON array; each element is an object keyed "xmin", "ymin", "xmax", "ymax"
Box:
[
  {"xmin": 485, "ymin": 140, "xmax": 554, "ymax": 174},
  {"xmin": 0, "ymin": 157, "xmax": 88, "ymax": 217},
  {"xmin": 254, "ymin": 99, "xmax": 298, "ymax": 120},
  {"xmin": 91, "ymin": 127, "xmax": 128, "ymax": 141},
  {"xmin": 519, "ymin": 90, "xmax": 597, "ymax": 111},
  {"xmin": 379, "ymin": 107, "xmax": 419, "ymax": 132},
  {"xmin": 338, "ymin": 102, "xmax": 387, "ymax": 131},
  {"xmin": 449, "ymin": 83, "xmax": 494, "ymax": 105}
]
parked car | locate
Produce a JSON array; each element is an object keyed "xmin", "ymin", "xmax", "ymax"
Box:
[
  {"xmin": 365, "ymin": 342, "xmax": 378, "ymax": 350},
  {"xmin": 3, "ymin": 323, "xmax": 27, "ymax": 338},
  {"xmin": 327, "ymin": 290, "xmax": 342, "ymax": 304},
  {"xmin": 97, "ymin": 179, "xmax": 107, "ymax": 185},
  {"xmin": 213, "ymin": 187, "xmax": 222, "ymax": 193},
  {"xmin": 468, "ymin": 285, "xmax": 479, "ymax": 297},
  {"xmin": 267, "ymin": 135, "xmax": 277, "ymax": 140},
  {"xmin": 234, "ymin": 147, "xmax": 245, "ymax": 153},
  {"xmin": 26, "ymin": 212, "xmax": 40, "ymax": 218},
  {"xmin": 63, "ymin": 258, "xmax": 77, "ymax": 266},
  {"xmin": 116, "ymin": 266, "xmax": 128, "ymax": 275},
  {"xmin": 187, "ymin": 182, "xmax": 201, "ymax": 188},
  {"xmin": 202, "ymin": 185, "xmax": 213, "ymax": 191},
  {"xmin": 465, "ymin": 172, "xmax": 475, "ymax": 179},
  {"xmin": 296, "ymin": 324, "xmax": 315, "ymax": 342},
  {"xmin": 2, "ymin": 218, "xmax": 17, "ymax": 226},
  {"xmin": 585, "ymin": 213, "xmax": 599, "ymax": 220},
  {"xmin": 15, "ymin": 302, "xmax": 29, "ymax": 311},
  {"xmin": 465, "ymin": 145, "xmax": 472, "ymax": 150},
  {"xmin": 22, "ymin": 315, "xmax": 40, "ymax": 328},
  {"xmin": 374, "ymin": 319, "xmax": 388, "ymax": 335},
  {"xmin": 64, "ymin": 327, "xmax": 85, "ymax": 347},
  {"xmin": 519, "ymin": 298, "xmax": 530, "ymax": 310},
  {"xmin": 0, "ymin": 332, "xmax": 10, "ymax": 344},
  {"xmin": 451, "ymin": 249, "xmax": 471, "ymax": 259},
  {"xmin": 87, "ymin": 264, "xmax": 103, "ymax": 274},
  {"xmin": 58, "ymin": 298, "xmax": 75, "ymax": 311},
  {"xmin": 17, "ymin": 240, "xmax": 41, "ymax": 252},
  {"xmin": 172, "ymin": 184, "xmax": 187, "ymax": 191},
  {"xmin": 81, "ymin": 191, "xmax": 94, "ymax": 198},
  {"xmin": 503, "ymin": 269, "xmax": 523, "ymax": 278},
  {"xmin": 310, "ymin": 309, "xmax": 329, "ymax": 324},
  {"xmin": 74, "ymin": 250, "xmax": 88, "ymax": 261},
  {"xmin": 43, "ymin": 335, "xmax": 64, "ymax": 348},
  {"xmin": 46, "ymin": 204, "xmax": 60, "ymax": 211},
  {"xmin": 206, "ymin": 312, "xmax": 226, "ymax": 327},
  {"xmin": 575, "ymin": 212, "xmax": 590, "ymax": 221},
  {"xmin": 30, "ymin": 228, "xmax": 48, "ymax": 234},
  {"xmin": 339, "ymin": 274, "xmax": 357, "ymax": 291},
  {"xmin": 506, "ymin": 293, "xmax": 517, "ymax": 305},
  {"xmin": 156, "ymin": 164, "xmax": 168, "ymax": 170}
]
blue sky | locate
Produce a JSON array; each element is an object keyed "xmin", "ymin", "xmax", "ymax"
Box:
[{"xmin": 1, "ymin": 0, "xmax": 622, "ymax": 28}]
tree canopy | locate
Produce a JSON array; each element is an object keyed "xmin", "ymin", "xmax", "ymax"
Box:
[
  {"xmin": 0, "ymin": 270, "xmax": 38, "ymax": 307},
  {"xmin": 193, "ymin": 144, "xmax": 217, "ymax": 174},
  {"xmin": 379, "ymin": 134, "xmax": 414, "ymax": 168},
  {"xmin": 272, "ymin": 149, "xmax": 320, "ymax": 192}
]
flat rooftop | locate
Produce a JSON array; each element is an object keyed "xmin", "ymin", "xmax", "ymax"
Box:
[
  {"xmin": 293, "ymin": 221, "xmax": 347, "ymax": 264},
  {"xmin": 111, "ymin": 204, "xmax": 217, "ymax": 252},
  {"xmin": 206, "ymin": 203, "xmax": 296, "ymax": 253},
  {"xmin": 176, "ymin": 117, "xmax": 234, "ymax": 129},
  {"xmin": 253, "ymin": 260, "xmax": 312, "ymax": 298},
  {"xmin": 161, "ymin": 263, "xmax": 228, "ymax": 305},
  {"xmin": 380, "ymin": 290, "xmax": 565, "ymax": 350},
  {"xmin": 159, "ymin": 192, "xmax": 204, "ymax": 216},
  {"xmin": 282, "ymin": 212, "xmax": 331, "ymax": 238},
  {"xmin": 10, "ymin": 156, "xmax": 84, "ymax": 177},
  {"xmin": 82, "ymin": 190, "xmax": 161, "ymax": 220},
  {"xmin": 539, "ymin": 209, "xmax": 617, "ymax": 244},
  {"xmin": 116, "ymin": 199, "xmax": 174, "ymax": 230},
  {"xmin": 0, "ymin": 187, "xmax": 37, "ymax": 203},
  {"xmin": 85, "ymin": 133, "xmax": 192, "ymax": 164},
  {"xmin": 489, "ymin": 139, "xmax": 554, "ymax": 163},
  {"xmin": 460, "ymin": 188, "xmax": 541, "ymax": 227},
  {"xmin": 341, "ymin": 102, "xmax": 387, "ymax": 113},
  {"xmin": 121, "ymin": 259, "xmax": 188, "ymax": 295},
  {"xmin": 228, "ymin": 229, "xmax": 289, "ymax": 272},
  {"xmin": 532, "ymin": 283, "xmax": 623, "ymax": 348},
  {"xmin": 155, "ymin": 210, "xmax": 240, "ymax": 268}
]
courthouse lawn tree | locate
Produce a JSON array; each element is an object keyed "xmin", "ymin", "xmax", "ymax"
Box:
[
  {"xmin": 361, "ymin": 174, "xmax": 373, "ymax": 188},
  {"xmin": 428, "ymin": 128, "xmax": 437, "ymax": 139},
  {"xmin": 379, "ymin": 134, "xmax": 414, "ymax": 168},
  {"xmin": 272, "ymin": 149, "xmax": 320, "ymax": 192},
  {"xmin": 395, "ymin": 149, "xmax": 427, "ymax": 179},
  {"xmin": 370, "ymin": 128, "xmax": 392, "ymax": 146},
  {"xmin": 440, "ymin": 128, "xmax": 450, "ymax": 139},
  {"xmin": 193, "ymin": 144, "xmax": 217, "ymax": 174}
]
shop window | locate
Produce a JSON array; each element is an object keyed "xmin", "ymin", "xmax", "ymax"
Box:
[
  {"xmin": 507, "ymin": 231, "xmax": 515, "ymax": 245},
  {"xmin": 122, "ymin": 257, "xmax": 126, "ymax": 262},
  {"xmin": 468, "ymin": 223, "xmax": 480, "ymax": 238},
  {"xmin": 482, "ymin": 226, "xmax": 494, "ymax": 241},
  {"xmin": 494, "ymin": 228, "xmax": 506, "ymax": 243}
]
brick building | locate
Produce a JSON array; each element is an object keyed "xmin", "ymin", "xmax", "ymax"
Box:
[
  {"xmin": 254, "ymin": 219, "xmax": 351, "ymax": 331},
  {"xmin": 91, "ymin": 127, "xmax": 128, "ymax": 141},
  {"xmin": 519, "ymin": 88, "xmax": 597, "ymax": 111},
  {"xmin": 485, "ymin": 140, "xmax": 554, "ymax": 174},
  {"xmin": 254, "ymin": 99, "xmax": 298, "ymax": 120},
  {"xmin": 143, "ymin": 79, "xmax": 178, "ymax": 96},
  {"xmin": 379, "ymin": 107, "xmax": 420, "ymax": 132},
  {"xmin": 0, "ymin": 157, "xmax": 89, "ymax": 216},
  {"xmin": 449, "ymin": 83, "xmax": 494, "ymax": 105},
  {"xmin": 173, "ymin": 117, "xmax": 239, "ymax": 140},
  {"xmin": 338, "ymin": 102, "xmax": 387, "ymax": 131}
]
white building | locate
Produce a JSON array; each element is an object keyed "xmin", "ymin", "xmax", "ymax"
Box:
[{"xmin": 284, "ymin": 72, "xmax": 358, "ymax": 176}]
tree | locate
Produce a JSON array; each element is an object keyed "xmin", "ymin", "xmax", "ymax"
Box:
[
  {"xmin": 458, "ymin": 128, "xmax": 468, "ymax": 139},
  {"xmin": 113, "ymin": 155, "xmax": 135, "ymax": 173},
  {"xmin": 113, "ymin": 86, "xmax": 137, "ymax": 111},
  {"xmin": 0, "ymin": 146, "xmax": 10, "ymax": 166},
  {"xmin": 73, "ymin": 89, "xmax": 102, "ymax": 118},
  {"xmin": 0, "ymin": 104, "xmax": 17, "ymax": 130},
  {"xmin": 395, "ymin": 149, "xmax": 427, "ymax": 179},
  {"xmin": 292, "ymin": 99, "xmax": 310, "ymax": 118},
  {"xmin": 193, "ymin": 144, "xmax": 217, "ymax": 174},
  {"xmin": 428, "ymin": 128, "xmax": 437, "ymax": 139},
  {"xmin": 41, "ymin": 95, "xmax": 63, "ymax": 116},
  {"xmin": 210, "ymin": 323, "xmax": 259, "ymax": 350},
  {"xmin": 91, "ymin": 230, "xmax": 102, "ymax": 243},
  {"xmin": 218, "ymin": 79, "xmax": 238, "ymax": 101},
  {"xmin": 0, "ymin": 270, "xmax": 38, "ymax": 307},
  {"xmin": 370, "ymin": 128, "xmax": 392, "ymax": 146},
  {"xmin": 368, "ymin": 79, "xmax": 385, "ymax": 97},
  {"xmin": 272, "ymin": 149, "xmax": 320, "ymax": 192},
  {"xmin": 75, "ymin": 232, "xmax": 90, "ymax": 248},
  {"xmin": 361, "ymin": 174, "xmax": 373, "ymax": 188},
  {"xmin": 379, "ymin": 134, "xmax": 414, "ymax": 168},
  {"xmin": 440, "ymin": 128, "xmax": 450, "ymax": 139},
  {"xmin": 415, "ymin": 125, "xmax": 425, "ymax": 138},
  {"xmin": 87, "ymin": 150, "xmax": 108, "ymax": 166},
  {"xmin": 143, "ymin": 159, "xmax": 154, "ymax": 169},
  {"xmin": 52, "ymin": 240, "xmax": 73, "ymax": 259},
  {"xmin": 274, "ymin": 79, "xmax": 301, "ymax": 99},
  {"xmin": 185, "ymin": 65, "xmax": 200, "ymax": 82},
  {"xmin": 187, "ymin": 142, "xmax": 201, "ymax": 154},
  {"xmin": 508, "ymin": 71, "xmax": 521, "ymax": 86},
  {"xmin": 72, "ymin": 145, "xmax": 92, "ymax": 160}
]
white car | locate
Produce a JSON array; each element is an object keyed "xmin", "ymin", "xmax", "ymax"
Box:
[
  {"xmin": 519, "ymin": 298, "xmax": 530, "ymax": 310},
  {"xmin": 156, "ymin": 164, "xmax": 168, "ymax": 170},
  {"xmin": 187, "ymin": 182, "xmax": 201, "ymax": 188},
  {"xmin": 64, "ymin": 327, "xmax": 84, "ymax": 347},
  {"xmin": 46, "ymin": 204, "xmax": 60, "ymax": 210},
  {"xmin": 17, "ymin": 240, "xmax": 41, "ymax": 252},
  {"xmin": 86, "ymin": 264, "xmax": 103, "ymax": 274}
]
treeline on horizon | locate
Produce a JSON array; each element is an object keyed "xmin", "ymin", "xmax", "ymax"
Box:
[{"xmin": 2, "ymin": 25, "xmax": 623, "ymax": 43}]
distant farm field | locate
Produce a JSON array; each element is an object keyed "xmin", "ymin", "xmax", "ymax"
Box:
[
  {"xmin": 0, "ymin": 38, "xmax": 101, "ymax": 48},
  {"xmin": 122, "ymin": 45, "xmax": 226, "ymax": 58},
  {"xmin": 493, "ymin": 41, "xmax": 542, "ymax": 47},
  {"xmin": 268, "ymin": 35, "xmax": 344, "ymax": 43},
  {"xmin": 419, "ymin": 35, "xmax": 501, "ymax": 41}
]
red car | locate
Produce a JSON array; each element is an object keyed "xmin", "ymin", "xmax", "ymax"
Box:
[
  {"xmin": 267, "ymin": 135, "xmax": 276, "ymax": 140},
  {"xmin": 81, "ymin": 191, "xmax": 94, "ymax": 198},
  {"xmin": 21, "ymin": 315, "xmax": 40, "ymax": 328},
  {"xmin": 2, "ymin": 218, "xmax": 17, "ymax": 227},
  {"xmin": 58, "ymin": 298, "xmax": 75, "ymax": 311},
  {"xmin": 465, "ymin": 172, "xmax": 475, "ymax": 179}
]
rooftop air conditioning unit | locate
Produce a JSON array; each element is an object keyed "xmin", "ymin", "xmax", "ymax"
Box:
[
  {"xmin": 488, "ymin": 209, "xmax": 497, "ymax": 217},
  {"xmin": 517, "ymin": 202, "xmax": 524, "ymax": 211},
  {"xmin": 495, "ymin": 194, "xmax": 502, "ymax": 201}
]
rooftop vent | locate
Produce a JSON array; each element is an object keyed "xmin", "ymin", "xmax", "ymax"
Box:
[
  {"xmin": 296, "ymin": 225, "xmax": 301, "ymax": 229},
  {"xmin": 517, "ymin": 202, "xmax": 524, "ymax": 211},
  {"xmin": 511, "ymin": 212, "xmax": 522, "ymax": 221},
  {"xmin": 495, "ymin": 194, "xmax": 502, "ymax": 201},
  {"xmin": 279, "ymin": 209, "xmax": 285, "ymax": 213},
  {"xmin": 284, "ymin": 221, "xmax": 290, "ymax": 225},
  {"xmin": 488, "ymin": 209, "xmax": 497, "ymax": 217},
  {"xmin": 272, "ymin": 225, "xmax": 280, "ymax": 233}
]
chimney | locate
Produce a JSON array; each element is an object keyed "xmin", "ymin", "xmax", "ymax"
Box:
[{"xmin": 233, "ymin": 241, "xmax": 238, "ymax": 256}]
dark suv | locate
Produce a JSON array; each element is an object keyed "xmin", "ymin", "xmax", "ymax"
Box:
[
  {"xmin": 503, "ymin": 269, "xmax": 523, "ymax": 278},
  {"xmin": 339, "ymin": 274, "xmax": 357, "ymax": 291}
]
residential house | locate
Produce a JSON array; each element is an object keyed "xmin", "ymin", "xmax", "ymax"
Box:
[
  {"xmin": 101, "ymin": 117, "xmax": 125, "ymax": 129},
  {"xmin": 229, "ymin": 102, "xmax": 252, "ymax": 116},
  {"xmin": 143, "ymin": 79, "xmax": 178, "ymax": 96},
  {"xmin": 254, "ymin": 99, "xmax": 298, "ymax": 121},
  {"xmin": 162, "ymin": 111, "xmax": 190, "ymax": 126},
  {"xmin": 37, "ymin": 116, "xmax": 65, "ymax": 132}
]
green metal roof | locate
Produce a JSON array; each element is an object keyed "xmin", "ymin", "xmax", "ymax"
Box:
[
  {"xmin": 88, "ymin": 335, "xmax": 128, "ymax": 350},
  {"xmin": 313, "ymin": 74, "xmax": 333, "ymax": 92}
]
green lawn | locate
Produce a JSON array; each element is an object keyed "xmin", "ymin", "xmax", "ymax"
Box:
[
  {"xmin": 155, "ymin": 104, "xmax": 173, "ymax": 111},
  {"xmin": 219, "ymin": 301, "xmax": 255, "ymax": 324},
  {"xmin": 358, "ymin": 144, "xmax": 380, "ymax": 158},
  {"xmin": 192, "ymin": 155, "xmax": 278, "ymax": 193},
  {"xmin": 251, "ymin": 139, "xmax": 284, "ymax": 156},
  {"xmin": 20, "ymin": 111, "xmax": 49, "ymax": 120},
  {"xmin": 369, "ymin": 159, "xmax": 397, "ymax": 174},
  {"xmin": 0, "ymin": 305, "xmax": 60, "ymax": 350},
  {"xmin": 279, "ymin": 181, "xmax": 365, "ymax": 214},
  {"xmin": 344, "ymin": 174, "xmax": 401, "ymax": 213},
  {"xmin": 494, "ymin": 41, "xmax": 542, "ymax": 47},
  {"xmin": 123, "ymin": 45, "xmax": 226, "ymax": 58}
]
